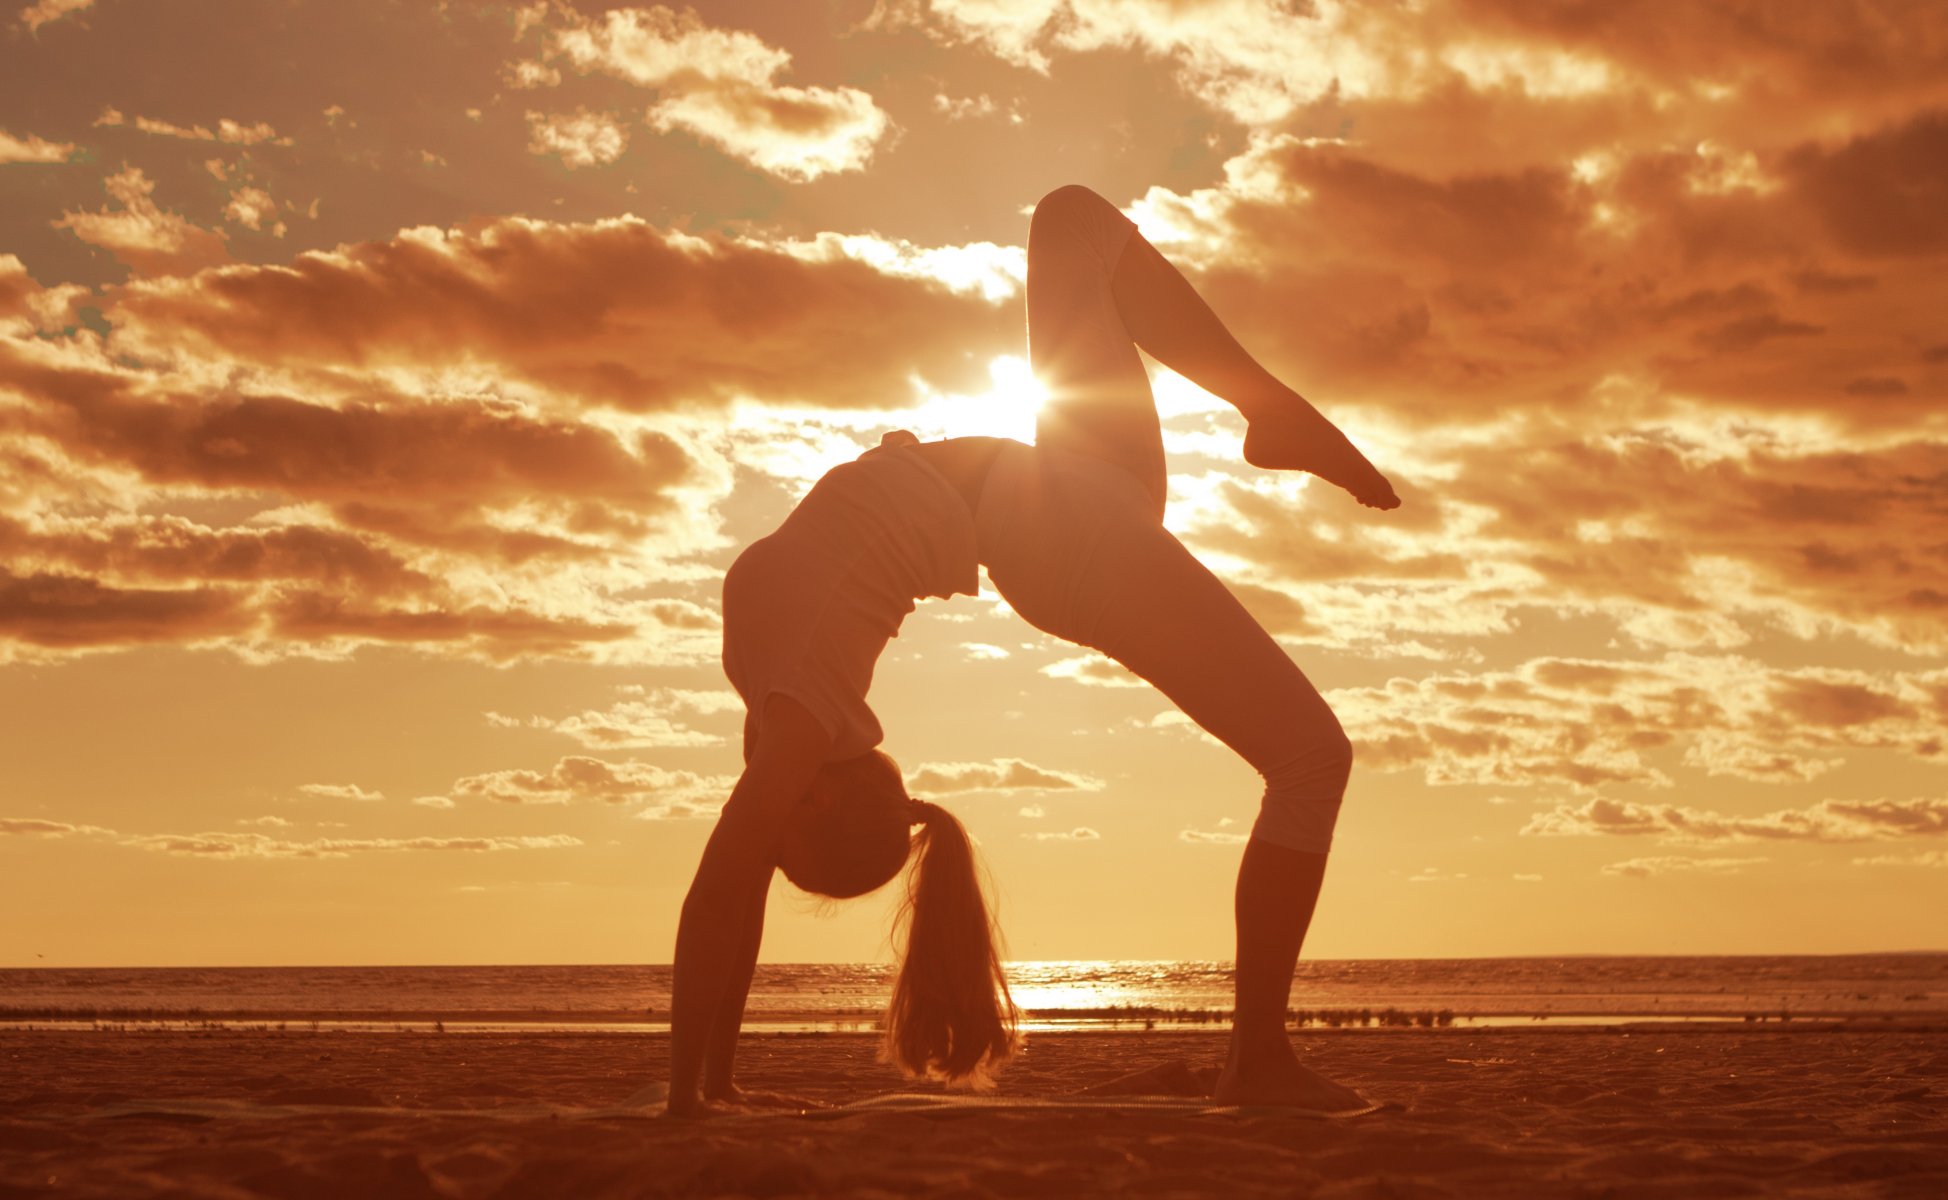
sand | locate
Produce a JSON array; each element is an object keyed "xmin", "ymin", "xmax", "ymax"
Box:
[{"xmin": 2, "ymin": 1026, "xmax": 1945, "ymax": 1198}]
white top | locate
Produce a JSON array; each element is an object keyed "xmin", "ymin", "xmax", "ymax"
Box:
[{"xmin": 720, "ymin": 437, "xmax": 980, "ymax": 759}]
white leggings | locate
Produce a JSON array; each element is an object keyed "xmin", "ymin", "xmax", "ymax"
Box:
[{"xmin": 982, "ymin": 186, "xmax": 1352, "ymax": 852}]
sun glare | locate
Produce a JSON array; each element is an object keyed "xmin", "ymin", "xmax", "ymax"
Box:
[{"xmin": 909, "ymin": 354, "xmax": 1047, "ymax": 443}]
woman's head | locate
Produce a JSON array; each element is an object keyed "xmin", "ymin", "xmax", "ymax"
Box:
[
  {"xmin": 777, "ymin": 750, "xmax": 912, "ymax": 900},
  {"xmin": 778, "ymin": 750, "xmax": 1019, "ymax": 1087}
]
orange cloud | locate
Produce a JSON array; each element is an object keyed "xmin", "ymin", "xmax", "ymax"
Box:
[
  {"xmin": 488, "ymin": 686, "xmax": 737, "ymax": 749},
  {"xmin": 439, "ymin": 754, "xmax": 731, "ymax": 817},
  {"xmin": 94, "ymin": 107, "xmax": 290, "ymax": 147},
  {"xmin": 105, "ymin": 216, "xmax": 1011, "ymax": 412},
  {"xmin": 294, "ymin": 783, "xmax": 384, "ymax": 802},
  {"xmin": 1024, "ymin": 826, "xmax": 1101, "ymax": 842},
  {"xmin": 1523, "ymin": 796, "xmax": 1948, "ymax": 843},
  {"xmin": 0, "ymin": 816, "xmax": 582, "ymax": 857},
  {"xmin": 51, "ymin": 166, "xmax": 230, "ymax": 276},
  {"xmin": 518, "ymin": 3, "xmax": 891, "ymax": 180},
  {"xmin": 0, "ymin": 129, "xmax": 75, "ymax": 163},
  {"xmin": 17, "ymin": 0, "xmax": 91, "ymax": 33},
  {"xmin": 0, "ymin": 569, "xmax": 250, "ymax": 652},
  {"xmin": 525, "ymin": 109, "xmax": 629, "ymax": 167},
  {"xmin": 905, "ymin": 758, "xmax": 1104, "ymax": 795},
  {"xmin": 1332, "ymin": 656, "xmax": 1945, "ymax": 793},
  {"xmin": 122, "ymin": 831, "xmax": 582, "ymax": 859},
  {"xmin": 1601, "ymin": 856, "xmax": 1766, "ymax": 878}
]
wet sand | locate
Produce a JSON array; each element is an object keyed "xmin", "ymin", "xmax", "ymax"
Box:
[{"xmin": 2, "ymin": 1026, "xmax": 1944, "ymax": 1197}]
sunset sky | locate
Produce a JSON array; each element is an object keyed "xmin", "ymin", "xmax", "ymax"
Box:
[{"xmin": 3, "ymin": 0, "xmax": 1945, "ymax": 968}]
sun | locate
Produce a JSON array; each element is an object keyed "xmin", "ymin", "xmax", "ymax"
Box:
[{"xmin": 908, "ymin": 355, "xmax": 1048, "ymax": 443}]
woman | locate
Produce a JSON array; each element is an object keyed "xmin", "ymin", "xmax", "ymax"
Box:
[{"xmin": 668, "ymin": 185, "xmax": 1398, "ymax": 1117}]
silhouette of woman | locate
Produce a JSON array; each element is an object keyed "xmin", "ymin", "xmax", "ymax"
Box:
[{"xmin": 667, "ymin": 185, "xmax": 1397, "ymax": 1116}]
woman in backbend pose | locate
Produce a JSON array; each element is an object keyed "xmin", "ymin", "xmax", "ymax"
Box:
[{"xmin": 668, "ymin": 185, "xmax": 1398, "ymax": 1117}]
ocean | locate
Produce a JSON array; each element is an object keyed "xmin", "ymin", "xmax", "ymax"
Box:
[{"xmin": 5, "ymin": 955, "xmax": 1944, "ymax": 1033}]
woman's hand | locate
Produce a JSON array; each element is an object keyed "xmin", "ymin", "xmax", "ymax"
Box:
[{"xmin": 704, "ymin": 1080, "xmax": 824, "ymax": 1112}]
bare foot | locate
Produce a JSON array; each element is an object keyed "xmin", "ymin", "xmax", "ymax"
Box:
[
  {"xmin": 1213, "ymin": 1051, "xmax": 1373, "ymax": 1113},
  {"xmin": 1242, "ymin": 408, "xmax": 1400, "ymax": 510}
]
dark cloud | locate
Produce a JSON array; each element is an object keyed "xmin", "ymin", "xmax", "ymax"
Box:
[
  {"xmin": 107, "ymin": 216, "xmax": 1015, "ymax": 413},
  {"xmin": 0, "ymin": 569, "xmax": 250, "ymax": 648}
]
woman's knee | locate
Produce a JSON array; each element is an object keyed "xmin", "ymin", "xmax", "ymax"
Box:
[
  {"xmin": 1032, "ymin": 184, "xmax": 1114, "ymax": 232},
  {"xmin": 1252, "ymin": 726, "xmax": 1352, "ymax": 853},
  {"xmin": 1268, "ymin": 721, "xmax": 1353, "ymax": 797}
]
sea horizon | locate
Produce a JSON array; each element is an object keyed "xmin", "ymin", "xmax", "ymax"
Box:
[{"xmin": 7, "ymin": 953, "xmax": 1945, "ymax": 1033}]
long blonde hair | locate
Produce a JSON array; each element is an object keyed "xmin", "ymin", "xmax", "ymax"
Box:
[
  {"xmin": 778, "ymin": 754, "xmax": 1019, "ymax": 1087},
  {"xmin": 884, "ymin": 799, "xmax": 1019, "ymax": 1086}
]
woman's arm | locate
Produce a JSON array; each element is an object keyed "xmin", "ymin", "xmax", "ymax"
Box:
[
  {"xmin": 699, "ymin": 877, "xmax": 767, "ymax": 1099},
  {"xmin": 667, "ymin": 694, "xmax": 828, "ymax": 1116}
]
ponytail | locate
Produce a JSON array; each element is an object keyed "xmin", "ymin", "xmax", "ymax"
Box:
[{"xmin": 883, "ymin": 800, "xmax": 1019, "ymax": 1087}]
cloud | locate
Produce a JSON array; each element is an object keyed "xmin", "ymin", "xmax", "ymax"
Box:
[
  {"xmin": 1601, "ymin": 856, "xmax": 1767, "ymax": 878},
  {"xmin": 1852, "ymin": 850, "xmax": 1948, "ymax": 868},
  {"xmin": 489, "ymin": 688, "xmax": 736, "ymax": 748},
  {"xmin": 931, "ymin": 93, "xmax": 1017, "ymax": 123},
  {"xmin": 296, "ymin": 783, "xmax": 384, "ymax": 802},
  {"xmin": 1, "ymin": 818, "xmax": 85, "ymax": 835},
  {"xmin": 123, "ymin": 832, "xmax": 582, "ymax": 859},
  {"xmin": 1024, "ymin": 826, "xmax": 1100, "ymax": 842},
  {"xmin": 51, "ymin": 166, "xmax": 230, "ymax": 275},
  {"xmin": 647, "ymin": 82, "xmax": 889, "ymax": 183},
  {"xmin": 17, "ymin": 0, "xmax": 91, "ymax": 32},
  {"xmin": 0, "ymin": 569, "xmax": 251, "ymax": 651},
  {"xmin": 520, "ymin": 4, "xmax": 891, "ymax": 180},
  {"xmin": 103, "ymin": 214, "xmax": 1012, "ymax": 413},
  {"xmin": 1326, "ymin": 655, "xmax": 1945, "ymax": 793},
  {"xmin": 1408, "ymin": 866, "xmax": 1468, "ymax": 883},
  {"xmin": 884, "ymin": 0, "xmax": 1948, "ymax": 146},
  {"xmin": 905, "ymin": 757, "xmax": 1104, "ymax": 795},
  {"xmin": 1, "ymin": 816, "xmax": 580, "ymax": 858},
  {"xmin": 526, "ymin": 109, "xmax": 628, "ymax": 167},
  {"xmin": 1041, "ymin": 654, "xmax": 1145, "ymax": 688},
  {"xmin": 440, "ymin": 754, "xmax": 730, "ymax": 817},
  {"xmin": 222, "ymin": 186, "xmax": 283, "ymax": 235},
  {"xmin": 1523, "ymin": 796, "xmax": 1948, "ymax": 844},
  {"xmin": 0, "ymin": 269, "xmax": 733, "ymax": 665},
  {"xmin": 0, "ymin": 130, "xmax": 75, "ymax": 163},
  {"xmin": 1179, "ymin": 827, "xmax": 1247, "ymax": 845},
  {"xmin": 0, "ymin": 515, "xmax": 432, "ymax": 598},
  {"xmin": 94, "ymin": 107, "xmax": 290, "ymax": 147}
]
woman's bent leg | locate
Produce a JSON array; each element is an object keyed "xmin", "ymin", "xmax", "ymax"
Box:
[
  {"xmin": 1082, "ymin": 530, "xmax": 1363, "ymax": 1107},
  {"xmin": 979, "ymin": 448, "xmax": 1363, "ymax": 1108}
]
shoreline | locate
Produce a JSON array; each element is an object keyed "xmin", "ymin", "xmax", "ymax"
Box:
[{"xmin": 7, "ymin": 1011, "xmax": 1947, "ymax": 1035}]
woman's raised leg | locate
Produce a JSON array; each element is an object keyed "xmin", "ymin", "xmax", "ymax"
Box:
[
  {"xmin": 1110, "ymin": 235, "xmax": 1398, "ymax": 510},
  {"xmin": 1025, "ymin": 184, "xmax": 1398, "ymax": 510},
  {"xmin": 1027, "ymin": 185, "xmax": 1168, "ymax": 518}
]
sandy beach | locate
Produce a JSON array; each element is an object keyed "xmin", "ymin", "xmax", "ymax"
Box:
[{"xmin": 3, "ymin": 1025, "xmax": 1944, "ymax": 1198}]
